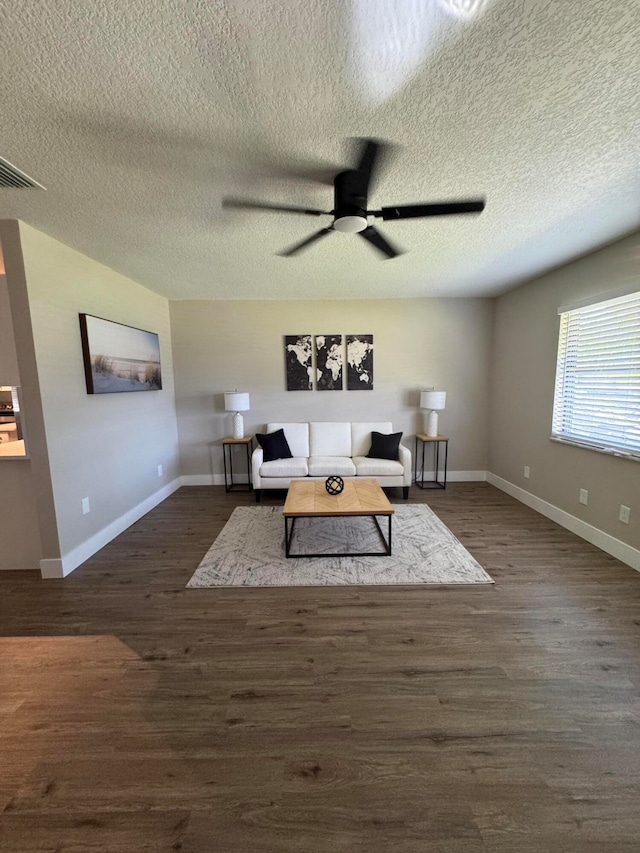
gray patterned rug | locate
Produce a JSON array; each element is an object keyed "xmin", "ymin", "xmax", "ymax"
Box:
[{"xmin": 186, "ymin": 505, "xmax": 493, "ymax": 588}]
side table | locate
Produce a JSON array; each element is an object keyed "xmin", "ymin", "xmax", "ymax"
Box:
[
  {"xmin": 222, "ymin": 436, "xmax": 254, "ymax": 492},
  {"xmin": 414, "ymin": 434, "xmax": 448, "ymax": 490}
]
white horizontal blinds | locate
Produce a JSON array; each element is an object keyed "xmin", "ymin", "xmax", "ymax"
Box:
[{"xmin": 552, "ymin": 290, "xmax": 640, "ymax": 456}]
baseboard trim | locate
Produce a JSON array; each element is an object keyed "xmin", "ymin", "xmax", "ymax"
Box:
[
  {"xmin": 181, "ymin": 474, "xmax": 226, "ymax": 486},
  {"xmin": 183, "ymin": 472, "xmax": 488, "ymax": 487},
  {"xmin": 40, "ymin": 558, "xmax": 65, "ymax": 579},
  {"xmin": 440, "ymin": 470, "xmax": 487, "ymax": 483},
  {"xmin": 40, "ymin": 477, "xmax": 183, "ymax": 579},
  {"xmin": 414, "ymin": 470, "xmax": 487, "ymax": 483},
  {"xmin": 487, "ymin": 472, "xmax": 640, "ymax": 572}
]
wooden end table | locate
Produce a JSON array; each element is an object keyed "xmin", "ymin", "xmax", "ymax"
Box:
[
  {"xmin": 222, "ymin": 435, "xmax": 254, "ymax": 492},
  {"xmin": 414, "ymin": 434, "xmax": 448, "ymax": 489},
  {"xmin": 282, "ymin": 479, "xmax": 394, "ymax": 558}
]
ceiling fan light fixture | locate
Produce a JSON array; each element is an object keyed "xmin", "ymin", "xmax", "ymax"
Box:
[{"xmin": 333, "ymin": 214, "xmax": 368, "ymax": 233}]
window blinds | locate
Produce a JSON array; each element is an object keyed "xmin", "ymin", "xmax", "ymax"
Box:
[{"xmin": 552, "ymin": 290, "xmax": 640, "ymax": 458}]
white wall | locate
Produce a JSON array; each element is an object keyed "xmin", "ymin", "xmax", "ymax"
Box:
[
  {"xmin": 489, "ymin": 231, "xmax": 640, "ymax": 555},
  {"xmin": 18, "ymin": 223, "xmax": 181, "ymax": 574},
  {"xmin": 170, "ymin": 297, "xmax": 494, "ymax": 481}
]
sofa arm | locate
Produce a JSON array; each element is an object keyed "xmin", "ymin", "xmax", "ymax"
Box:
[
  {"xmin": 398, "ymin": 443, "xmax": 412, "ymax": 486},
  {"xmin": 251, "ymin": 447, "xmax": 264, "ymax": 487}
]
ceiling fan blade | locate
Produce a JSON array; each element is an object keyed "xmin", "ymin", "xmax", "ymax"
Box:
[
  {"xmin": 223, "ymin": 197, "xmax": 326, "ymax": 216},
  {"xmin": 354, "ymin": 138, "xmax": 382, "ymax": 184},
  {"xmin": 359, "ymin": 226, "xmax": 402, "ymax": 259},
  {"xmin": 375, "ymin": 200, "xmax": 486, "ymax": 220},
  {"xmin": 278, "ymin": 228, "xmax": 334, "ymax": 257},
  {"xmin": 351, "ymin": 137, "xmax": 397, "ymax": 194}
]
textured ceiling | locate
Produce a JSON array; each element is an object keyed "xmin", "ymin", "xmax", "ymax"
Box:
[{"xmin": 0, "ymin": 0, "xmax": 639, "ymax": 300}]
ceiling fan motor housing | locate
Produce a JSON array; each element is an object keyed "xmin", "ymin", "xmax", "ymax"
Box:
[{"xmin": 333, "ymin": 170, "xmax": 368, "ymax": 232}]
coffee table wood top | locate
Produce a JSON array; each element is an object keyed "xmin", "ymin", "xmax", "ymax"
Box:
[{"xmin": 283, "ymin": 479, "xmax": 394, "ymax": 517}]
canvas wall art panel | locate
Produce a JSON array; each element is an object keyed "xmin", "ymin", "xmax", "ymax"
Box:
[
  {"xmin": 79, "ymin": 314, "xmax": 162, "ymax": 394},
  {"xmin": 285, "ymin": 334, "xmax": 313, "ymax": 390},
  {"xmin": 315, "ymin": 334, "xmax": 343, "ymax": 390},
  {"xmin": 346, "ymin": 334, "xmax": 374, "ymax": 390}
]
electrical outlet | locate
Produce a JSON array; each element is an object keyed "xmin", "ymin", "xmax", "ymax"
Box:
[
  {"xmin": 82, "ymin": 497, "xmax": 90, "ymax": 515},
  {"xmin": 157, "ymin": 464, "xmax": 163, "ymax": 477},
  {"xmin": 579, "ymin": 489, "xmax": 588, "ymax": 506},
  {"xmin": 523, "ymin": 466, "xmax": 530, "ymax": 479},
  {"xmin": 619, "ymin": 505, "xmax": 631, "ymax": 524}
]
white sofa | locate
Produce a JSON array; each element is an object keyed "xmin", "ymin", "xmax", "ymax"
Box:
[{"xmin": 252, "ymin": 421, "xmax": 411, "ymax": 501}]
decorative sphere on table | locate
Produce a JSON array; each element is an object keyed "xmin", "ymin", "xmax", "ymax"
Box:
[{"xmin": 325, "ymin": 475, "xmax": 344, "ymax": 495}]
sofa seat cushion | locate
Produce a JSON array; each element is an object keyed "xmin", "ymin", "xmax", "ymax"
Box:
[
  {"xmin": 308, "ymin": 456, "xmax": 356, "ymax": 477},
  {"xmin": 260, "ymin": 457, "xmax": 309, "ymax": 478},
  {"xmin": 353, "ymin": 456, "xmax": 404, "ymax": 477}
]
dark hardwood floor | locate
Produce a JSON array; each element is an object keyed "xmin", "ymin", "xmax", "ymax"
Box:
[{"xmin": 1, "ymin": 483, "xmax": 639, "ymax": 852}]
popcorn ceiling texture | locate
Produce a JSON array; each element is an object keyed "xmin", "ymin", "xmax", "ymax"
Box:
[{"xmin": 0, "ymin": 0, "xmax": 638, "ymax": 300}]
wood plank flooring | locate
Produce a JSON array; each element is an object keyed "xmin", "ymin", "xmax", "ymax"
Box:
[{"xmin": 1, "ymin": 483, "xmax": 639, "ymax": 852}]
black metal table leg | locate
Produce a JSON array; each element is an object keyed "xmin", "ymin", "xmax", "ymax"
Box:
[
  {"xmin": 443, "ymin": 439, "xmax": 448, "ymax": 489},
  {"xmin": 284, "ymin": 513, "xmax": 392, "ymax": 558},
  {"xmin": 223, "ymin": 443, "xmax": 230, "ymax": 492}
]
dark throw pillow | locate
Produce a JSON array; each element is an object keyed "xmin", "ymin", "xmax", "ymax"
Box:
[
  {"xmin": 366, "ymin": 431, "xmax": 402, "ymax": 461},
  {"xmin": 256, "ymin": 428, "xmax": 293, "ymax": 462}
]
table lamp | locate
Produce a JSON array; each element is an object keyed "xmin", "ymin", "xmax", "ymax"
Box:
[
  {"xmin": 224, "ymin": 391, "xmax": 250, "ymax": 439},
  {"xmin": 420, "ymin": 389, "xmax": 446, "ymax": 437}
]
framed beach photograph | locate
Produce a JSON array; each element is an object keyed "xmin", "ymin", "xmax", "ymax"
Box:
[{"xmin": 79, "ymin": 314, "xmax": 162, "ymax": 394}]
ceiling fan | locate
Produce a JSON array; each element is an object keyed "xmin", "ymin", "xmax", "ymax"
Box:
[{"xmin": 223, "ymin": 138, "xmax": 485, "ymax": 259}]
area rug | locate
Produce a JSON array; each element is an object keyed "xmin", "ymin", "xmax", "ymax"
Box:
[{"xmin": 186, "ymin": 505, "xmax": 493, "ymax": 588}]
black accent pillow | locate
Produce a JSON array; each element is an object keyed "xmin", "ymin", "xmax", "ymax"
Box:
[
  {"xmin": 256, "ymin": 428, "xmax": 293, "ymax": 462},
  {"xmin": 366, "ymin": 431, "xmax": 402, "ymax": 461}
]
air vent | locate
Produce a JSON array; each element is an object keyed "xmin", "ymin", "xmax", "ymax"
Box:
[{"xmin": 0, "ymin": 156, "xmax": 45, "ymax": 189}]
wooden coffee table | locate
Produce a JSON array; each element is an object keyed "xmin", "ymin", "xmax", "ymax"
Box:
[{"xmin": 283, "ymin": 478, "xmax": 394, "ymax": 558}]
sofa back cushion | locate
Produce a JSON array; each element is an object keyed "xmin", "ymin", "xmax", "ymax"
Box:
[
  {"xmin": 267, "ymin": 423, "xmax": 309, "ymax": 458},
  {"xmin": 351, "ymin": 422, "xmax": 393, "ymax": 457},
  {"xmin": 310, "ymin": 422, "xmax": 351, "ymax": 457}
]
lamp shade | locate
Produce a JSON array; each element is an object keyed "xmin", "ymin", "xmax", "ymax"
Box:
[
  {"xmin": 224, "ymin": 391, "xmax": 250, "ymax": 412},
  {"xmin": 420, "ymin": 390, "xmax": 446, "ymax": 410}
]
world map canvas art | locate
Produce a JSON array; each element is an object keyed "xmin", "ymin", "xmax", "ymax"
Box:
[
  {"xmin": 315, "ymin": 334, "xmax": 343, "ymax": 390},
  {"xmin": 347, "ymin": 334, "xmax": 374, "ymax": 390},
  {"xmin": 285, "ymin": 334, "xmax": 313, "ymax": 390}
]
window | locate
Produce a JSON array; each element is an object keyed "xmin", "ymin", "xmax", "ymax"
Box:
[{"xmin": 552, "ymin": 289, "xmax": 640, "ymax": 459}]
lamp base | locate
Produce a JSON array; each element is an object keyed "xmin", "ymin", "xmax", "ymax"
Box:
[
  {"xmin": 233, "ymin": 412, "xmax": 244, "ymax": 439},
  {"xmin": 425, "ymin": 410, "xmax": 438, "ymax": 437}
]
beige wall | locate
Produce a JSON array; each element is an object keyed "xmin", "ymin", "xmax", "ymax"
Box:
[
  {"xmin": 0, "ymin": 463, "xmax": 43, "ymax": 570},
  {"xmin": 489, "ymin": 231, "xmax": 640, "ymax": 551},
  {"xmin": 0, "ymin": 269, "xmax": 41, "ymax": 570},
  {"xmin": 0, "ymin": 222, "xmax": 56, "ymax": 570},
  {"xmin": 0, "ymin": 274, "xmax": 20, "ymax": 384},
  {"xmin": 170, "ymin": 298, "xmax": 494, "ymax": 479},
  {"xmin": 18, "ymin": 223, "xmax": 180, "ymax": 563}
]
